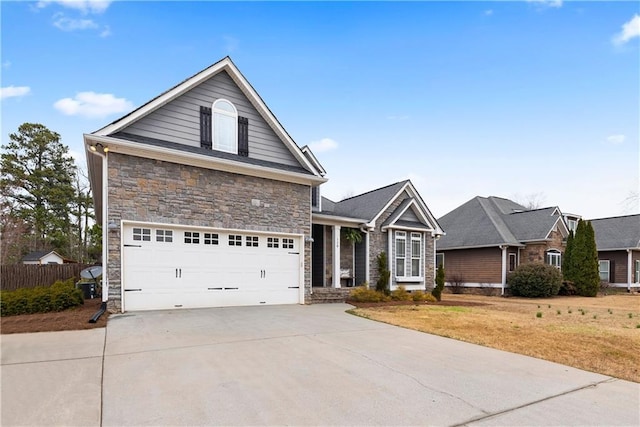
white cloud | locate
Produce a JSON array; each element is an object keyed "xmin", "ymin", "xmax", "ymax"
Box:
[
  {"xmin": 1, "ymin": 86, "xmax": 31, "ymax": 100},
  {"xmin": 54, "ymin": 92, "xmax": 133, "ymax": 118},
  {"xmin": 527, "ymin": 0, "xmax": 562, "ymax": 9},
  {"xmin": 612, "ymin": 14, "xmax": 640, "ymax": 46},
  {"xmin": 484, "ymin": 10, "xmax": 494, "ymax": 16},
  {"xmin": 308, "ymin": 138, "xmax": 338, "ymax": 153},
  {"xmin": 37, "ymin": 0, "xmax": 112, "ymax": 14},
  {"xmin": 53, "ymin": 14, "xmax": 98, "ymax": 31},
  {"xmin": 606, "ymin": 134, "xmax": 626, "ymax": 145}
]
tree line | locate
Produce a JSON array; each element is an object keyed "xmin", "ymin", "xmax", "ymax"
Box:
[{"xmin": 1, "ymin": 123, "xmax": 100, "ymax": 264}]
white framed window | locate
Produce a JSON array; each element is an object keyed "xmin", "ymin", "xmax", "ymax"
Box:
[
  {"xmin": 509, "ymin": 253, "xmax": 517, "ymax": 272},
  {"xmin": 156, "ymin": 229, "xmax": 173, "ymax": 243},
  {"xmin": 411, "ymin": 233, "xmax": 422, "ymax": 277},
  {"xmin": 212, "ymin": 99, "xmax": 237, "ymax": 153},
  {"xmin": 184, "ymin": 231, "xmax": 200, "ymax": 244},
  {"xmin": 133, "ymin": 228, "xmax": 151, "ymax": 242},
  {"xmin": 546, "ymin": 250, "xmax": 561, "ymax": 269},
  {"xmin": 599, "ymin": 260, "xmax": 610, "ymax": 282},
  {"xmin": 635, "ymin": 260, "xmax": 640, "ymax": 284},
  {"xmin": 435, "ymin": 253, "xmax": 444, "ymax": 268},
  {"xmin": 395, "ymin": 231, "xmax": 406, "ymax": 277},
  {"xmin": 267, "ymin": 237, "xmax": 279, "ymax": 248},
  {"xmin": 204, "ymin": 233, "xmax": 218, "ymax": 245},
  {"xmin": 229, "ymin": 235, "xmax": 242, "ymax": 246},
  {"xmin": 283, "ymin": 238, "xmax": 294, "ymax": 249},
  {"xmin": 245, "ymin": 236, "xmax": 259, "ymax": 247}
]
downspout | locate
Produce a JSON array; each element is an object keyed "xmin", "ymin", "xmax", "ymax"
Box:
[
  {"xmin": 500, "ymin": 245, "xmax": 508, "ymax": 296},
  {"xmin": 360, "ymin": 224, "xmax": 372, "ymax": 286},
  {"xmin": 387, "ymin": 229, "xmax": 393, "ymax": 291},
  {"xmin": 87, "ymin": 146, "xmax": 109, "ymax": 317}
]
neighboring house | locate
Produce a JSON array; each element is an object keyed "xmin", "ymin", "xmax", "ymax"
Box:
[
  {"xmin": 21, "ymin": 250, "xmax": 64, "ymax": 265},
  {"xmin": 436, "ymin": 196, "xmax": 570, "ymax": 294},
  {"xmin": 312, "ymin": 180, "xmax": 444, "ymax": 291},
  {"xmin": 591, "ymin": 214, "xmax": 640, "ymax": 290},
  {"xmin": 85, "ymin": 57, "xmax": 443, "ymax": 313}
]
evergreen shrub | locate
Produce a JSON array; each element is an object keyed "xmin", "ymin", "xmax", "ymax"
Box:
[{"xmin": 507, "ymin": 264, "xmax": 562, "ymax": 298}]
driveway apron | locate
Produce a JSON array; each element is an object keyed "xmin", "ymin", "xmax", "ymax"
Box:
[{"xmin": 101, "ymin": 304, "xmax": 640, "ymax": 426}]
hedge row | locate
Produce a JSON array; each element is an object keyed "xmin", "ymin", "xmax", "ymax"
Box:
[{"xmin": 0, "ymin": 278, "xmax": 84, "ymax": 316}]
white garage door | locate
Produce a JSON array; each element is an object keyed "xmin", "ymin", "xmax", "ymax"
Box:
[{"xmin": 122, "ymin": 224, "xmax": 303, "ymax": 311}]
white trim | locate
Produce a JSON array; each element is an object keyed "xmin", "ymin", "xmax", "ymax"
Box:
[
  {"xmin": 312, "ymin": 213, "xmax": 369, "ymax": 227},
  {"xmin": 365, "ymin": 231, "xmax": 370, "ymax": 284},
  {"xmin": 85, "ymin": 134, "xmax": 327, "ymax": 187},
  {"xmin": 332, "ymin": 225, "xmax": 341, "ymax": 288},
  {"xmin": 212, "ymin": 98, "xmax": 238, "ymax": 154},
  {"xmin": 93, "ymin": 57, "xmax": 319, "ymax": 175},
  {"xmin": 544, "ymin": 216, "xmax": 569, "ymax": 239},
  {"xmin": 500, "ymin": 246, "xmax": 507, "ymax": 295},
  {"xmin": 371, "ymin": 181, "xmax": 444, "ymax": 236},
  {"xmin": 300, "ymin": 145, "xmax": 326, "ymax": 176}
]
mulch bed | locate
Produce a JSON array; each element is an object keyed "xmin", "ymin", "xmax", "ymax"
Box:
[
  {"xmin": 347, "ymin": 299, "xmax": 488, "ymax": 309},
  {"xmin": 1, "ymin": 297, "xmax": 110, "ymax": 334}
]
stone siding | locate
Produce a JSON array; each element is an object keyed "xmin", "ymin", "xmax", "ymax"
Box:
[
  {"xmin": 522, "ymin": 229, "xmax": 565, "ymax": 265},
  {"xmin": 106, "ymin": 153, "xmax": 311, "ymax": 312}
]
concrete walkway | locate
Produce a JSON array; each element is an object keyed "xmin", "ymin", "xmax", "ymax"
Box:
[{"xmin": 2, "ymin": 304, "xmax": 639, "ymax": 426}]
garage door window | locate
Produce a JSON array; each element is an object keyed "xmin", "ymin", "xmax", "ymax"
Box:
[
  {"xmin": 283, "ymin": 238, "xmax": 294, "ymax": 249},
  {"xmin": 156, "ymin": 230, "xmax": 173, "ymax": 242},
  {"xmin": 133, "ymin": 228, "xmax": 151, "ymax": 241},
  {"xmin": 204, "ymin": 233, "xmax": 219, "ymax": 245},
  {"xmin": 246, "ymin": 236, "xmax": 259, "ymax": 247},
  {"xmin": 267, "ymin": 237, "xmax": 279, "ymax": 248},
  {"xmin": 185, "ymin": 232, "xmax": 200, "ymax": 244},
  {"xmin": 229, "ymin": 235, "xmax": 242, "ymax": 246}
]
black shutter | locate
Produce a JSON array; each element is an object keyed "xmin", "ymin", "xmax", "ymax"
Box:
[
  {"xmin": 238, "ymin": 116, "xmax": 249, "ymax": 157},
  {"xmin": 200, "ymin": 106, "xmax": 212, "ymax": 149},
  {"xmin": 609, "ymin": 260, "xmax": 615, "ymax": 283}
]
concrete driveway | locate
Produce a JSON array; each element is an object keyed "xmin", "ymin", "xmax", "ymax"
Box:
[{"xmin": 2, "ymin": 303, "xmax": 639, "ymax": 426}]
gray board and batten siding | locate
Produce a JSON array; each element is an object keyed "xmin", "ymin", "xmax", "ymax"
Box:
[{"xmin": 120, "ymin": 70, "xmax": 300, "ymax": 167}]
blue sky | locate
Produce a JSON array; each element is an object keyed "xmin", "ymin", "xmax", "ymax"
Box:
[{"xmin": 2, "ymin": 0, "xmax": 639, "ymax": 220}]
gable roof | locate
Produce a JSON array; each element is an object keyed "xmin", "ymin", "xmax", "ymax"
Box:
[
  {"xmin": 315, "ymin": 180, "xmax": 444, "ymax": 234},
  {"xmin": 21, "ymin": 250, "xmax": 61, "ymax": 262},
  {"xmin": 590, "ymin": 214, "xmax": 640, "ymax": 251},
  {"xmin": 437, "ymin": 196, "xmax": 568, "ymax": 250},
  {"xmin": 91, "ymin": 56, "xmax": 317, "ymax": 175}
]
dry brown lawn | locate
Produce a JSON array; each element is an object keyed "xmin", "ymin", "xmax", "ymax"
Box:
[{"xmin": 350, "ymin": 294, "xmax": 640, "ymax": 383}]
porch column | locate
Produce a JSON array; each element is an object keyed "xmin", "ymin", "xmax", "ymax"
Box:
[
  {"xmin": 628, "ymin": 249, "xmax": 633, "ymax": 291},
  {"xmin": 332, "ymin": 225, "xmax": 341, "ymax": 288},
  {"xmin": 365, "ymin": 231, "xmax": 370, "ymax": 285},
  {"xmin": 500, "ymin": 245, "xmax": 508, "ymax": 295}
]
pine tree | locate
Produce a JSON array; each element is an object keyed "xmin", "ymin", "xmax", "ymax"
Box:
[
  {"xmin": 562, "ymin": 229, "xmax": 575, "ymax": 282},
  {"xmin": 572, "ymin": 220, "xmax": 600, "ymax": 297},
  {"xmin": 0, "ymin": 123, "xmax": 77, "ymax": 257}
]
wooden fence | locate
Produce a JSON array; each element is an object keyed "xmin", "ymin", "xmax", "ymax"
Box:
[{"xmin": 0, "ymin": 264, "xmax": 96, "ymax": 291}]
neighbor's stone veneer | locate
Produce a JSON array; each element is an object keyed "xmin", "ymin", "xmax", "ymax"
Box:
[{"xmin": 106, "ymin": 153, "xmax": 311, "ymax": 312}]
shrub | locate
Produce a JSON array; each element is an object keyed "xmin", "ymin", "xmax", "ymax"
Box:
[
  {"xmin": 375, "ymin": 252, "xmax": 390, "ymax": 294},
  {"xmin": 448, "ymin": 274, "xmax": 466, "ymax": 294},
  {"xmin": 536, "ymin": 312, "xmax": 542, "ymax": 318},
  {"xmin": 432, "ymin": 263, "xmax": 445, "ymax": 301},
  {"xmin": 0, "ymin": 278, "xmax": 83, "ymax": 316},
  {"xmin": 390, "ymin": 285, "xmax": 411, "ymax": 301},
  {"xmin": 348, "ymin": 287, "xmax": 389, "ymax": 303},
  {"xmin": 558, "ymin": 280, "xmax": 577, "ymax": 296},
  {"xmin": 412, "ymin": 291, "xmax": 437, "ymax": 303},
  {"xmin": 507, "ymin": 264, "xmax": 562, "ymax": 298}
]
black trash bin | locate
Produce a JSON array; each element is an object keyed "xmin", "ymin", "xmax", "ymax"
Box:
[{"xmin": 79, "ymin": 282, "xmax": 96, "ymax": 299}]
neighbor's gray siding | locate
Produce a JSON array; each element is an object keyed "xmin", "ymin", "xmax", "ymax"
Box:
[{"xmin": 121, "ymin": 71, "xmax": 300, "ymax": 167}]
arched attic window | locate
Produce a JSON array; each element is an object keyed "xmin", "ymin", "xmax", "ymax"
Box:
[{"xmin": 212, "ymin": 99, "xmax": 238, "ymax": 153}]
